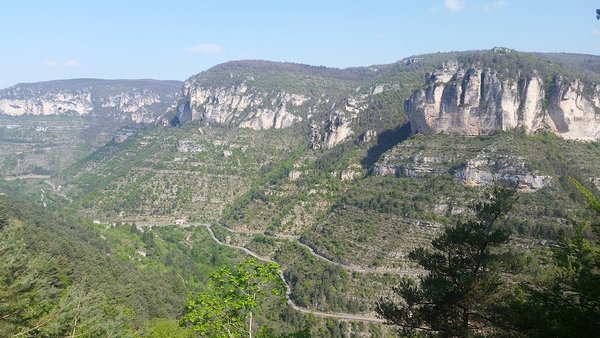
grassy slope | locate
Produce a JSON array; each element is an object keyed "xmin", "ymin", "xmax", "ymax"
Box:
[
  {"xmin": 61, "ymin": 122, "xmax": 306, "ymax": 223},
  {"xmin": 222, "ymin": 131, "xmax": 600, "ymax": 270}
]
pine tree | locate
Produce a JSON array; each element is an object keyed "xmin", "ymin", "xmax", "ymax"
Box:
[
  {"xmin": 376, "ymin": 186, "xmax": 517, "ymax": 337},
  {"xmin": 509, "ymin": 179, "xmax": 600, "ymax": 337}
]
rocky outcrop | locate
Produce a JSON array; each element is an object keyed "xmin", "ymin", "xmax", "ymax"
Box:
[
  {"xmin": 0, "ymin": 90, "xmax": 93, "ymax": 116},
  {"xmin": 100, "ymin": 91, "xmax": 164, "ymax": 123},
  {"xmin": 359, "ymin": 130, "xmax": 377, "ymax": 143},
  {"xmin": 406, "ymin": 60, "xmax": 600, "ymax": 140},
  {"xmin": 177, "ymin": 78, "xmax": 306, "ymax": 130},
  {"xmin": 545, "ymin": 77, "xmax": 600, "ymax": 140},
  {"xmin": 288, "ymin": 170, "xmax": 302, "ymax": 181},
  {"xmin": 309, "ymin": 96, "xmax": 368, "ymax": 149},
  {"xmin": 374, "ymin": 151, "xmax": 551, "ymax": 192},
  {"xmin": 178, "ymin": 79, "xmax": 371, "ymax": 148},
  {"xmin": 178, "ymin": 82, "xmax": 367, "ymax": 149},
  {"xmin": 175, "ymin": 60, "xmax": 393, "ymax": 148},
  {"xmin": 309, "ymin": 114, "xmax": 354, "ymax": 149},
  {"xmin": 0, "ymin": 79, "xmax": 181, "ymax": 123},
  {"xmin": 373, "ymin": 155, "xmax": 450, "ymax": 177},
  {"xmin": 453, "ymin": 155, "xmax": 552, "ymax": 192},
  {"xmin": 321, "ymin": 113, "xmax": 354, "ymax": 149},
  {"xmin": 340, "ymin": 164, "xmax": 363, "ymax": 181}
]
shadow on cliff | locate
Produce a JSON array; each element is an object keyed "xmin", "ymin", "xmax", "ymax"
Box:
[{"xmin": 361, "ymin": 122, "xmax": 412, "ymax": 169}]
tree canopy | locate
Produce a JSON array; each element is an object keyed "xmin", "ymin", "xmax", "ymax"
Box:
[
  {"xmin": 376, "ymin": 186, "xmax": 518, "ymax": 337},
  {"xmin": 508, "ymin": 179, "xmax": 600, "ymax": 337},
  {"xmin": 182, "ymin": 258, "xmax": 285, "ymax": 338}
]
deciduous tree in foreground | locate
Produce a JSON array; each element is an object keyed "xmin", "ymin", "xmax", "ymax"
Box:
[{"xmin": 182, "ymin": 258, "xmax": 285, "ymax": 338}]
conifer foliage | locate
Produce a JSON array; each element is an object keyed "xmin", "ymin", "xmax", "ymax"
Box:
[
  {"xmin": 376, "ymin": 186, "xmax": 517, "ymax": 337},
  {"xmin": 509, "ymin": 179, "xmax": 600, "ymax": 337}
]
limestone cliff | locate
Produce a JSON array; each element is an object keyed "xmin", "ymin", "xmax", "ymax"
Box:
[
  {"xmin": 0, "ymin": 79, "xmax": 181, "ymax": 123},
  {"xmin": 176, "ymin": 60, "xmax": 383, "ymax": 148},
  {"xmin": 406, "ymin": 60, "xmax": 600, "ymax": 140},
  {"xmin": 309, "ymin": 96, "xmax": 367, "ymax": 149},
  {"xmin": 178, "ymin": 81, "xmax": 367, "ymax": 149},
  {"xmin": 177, "ymin": 79, "xmax": 306, "ymax": 129}
]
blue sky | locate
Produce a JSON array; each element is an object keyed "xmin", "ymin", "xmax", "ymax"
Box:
[{"xmin": 1, "ymin": 0, "xmax": 599, "ymax": 88}]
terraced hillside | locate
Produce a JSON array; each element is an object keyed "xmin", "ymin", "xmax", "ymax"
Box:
[
  {"xmin": 61, "ymin": 122, "xmax": 306, "ymax": 223},
  {"xmin": 220, "ymin": 130, "xmax": 600, "ymax": 270},
  {"xmin": 0, "ymin": 79, "xmax": 182, "ymax": 203},
  {"xmin": 301, "ymin": 132, "xmax": 600, "ymax": 269},
  {"xmin": 0, "ymin": 115, "xmax": 95, "ymax": 178}
]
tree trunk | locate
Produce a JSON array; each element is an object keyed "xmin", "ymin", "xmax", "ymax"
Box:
[
  {"xmin": 462, "ymin": 304, "xmax": 469, "ymax": 337},
  {"xmin": 249, "ymin": 311, "xmax": 253, "ymax": 338},
  {"xmin": 71, "ymin": 298, "xmax": 82, "ymax": 338}
]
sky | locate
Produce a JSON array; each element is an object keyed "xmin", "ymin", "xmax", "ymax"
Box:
[{"xmin": 1, "ymin": 0, "xmax": 600, "ymax": 88}]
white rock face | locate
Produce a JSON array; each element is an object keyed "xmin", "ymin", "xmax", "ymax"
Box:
[
  {"xmin": 288, "ymin": 170, "xmax": 301, "ymax": 181},
  {"xmin": 546, "ymin": 78, "xmax": 600, "ymax": 140},
  {"xmin": 591, "ymin": 177, "xmax": 600, "ymax": 190},
  {"xmin": 309, "ymin": 112, "xmax": 355, "ymax": 150},
  {"xmin": 101, "ymin": 91, "xmax": 163, "ymax": 123},
  {"xmin": 407, "ymin": 61, "xmax": 600, "ymax": 140},
  {"xmin": 0, "ymin": 80, "xmax": 181, "ymax": 123},
  {"xmin": 373, "ymin": 155, "xmax": 448, "ymax": 177},
  {"xmin": 360, "ymin": 130, "xmax": 377, "ymax": 143},
  {"xmin": 101, "ymin": 92, "xmax": 160, "ymax": 112},
  {"xmin": 180, "ymin": 69, "xmax": 370, "ymax": 148},
  {"xmin": 373, "ymin": 150, "xmax": 551, "ymax": 192},
  {"xmin": 324, "ymin": 114, "xmax": 354, "ymax": 148},
  {"xmin": 179, "ymin": 80, "xmax": 305, "ymax": 130},
  {"xmin": 340, "ymin": 164, "xmax": 363, "ymax": 181},
  {"xmin": 309, "ymin": 95, "xmax": 367, "ymax": 149},
  {"xmin": 453, "ymin": 156, "xmax": 552, "ymax": 192},
  {"xmin": 0, "ymin": 91, "xmax": 93, "ymax": 116},
  {"xmin": 372, "ymin": 84, "xmax": 385, "ymax": 95}
]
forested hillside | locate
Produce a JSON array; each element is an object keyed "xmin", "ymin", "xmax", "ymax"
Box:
[{"xmin": 0, "ymin": 194, "xmax": 239, "ymax": 335}]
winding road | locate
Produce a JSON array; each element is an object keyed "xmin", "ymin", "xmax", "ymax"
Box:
[
  {"xmin": 294, "ymin": 239, "xmax": 423, "ymax": 276},
  {"xmin": 215, "ymin": 224, "xmax": 423, "ymax": 276},
  {"xmin": 203, "ymin": 224, "xmax": 386, "ymax": 323}
]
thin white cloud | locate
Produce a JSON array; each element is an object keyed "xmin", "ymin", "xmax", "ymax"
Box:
[
  {"xmin": 185, "ymin": 43, "xmax": 224, "ymax": 54},
  {"xmin": 444, "ymin": 0, "xmax": 464, "ymax": 12},
  {"xmin": 594, "ymin": 29, "xmax": 600, "ymax": 36},
  {"xmin": 483, "ymin": 0, "xmax": 507, "ymax": 13},
  {"xmin": 63, "ymin": 59, "xmax": 79, "ymax": 67},
  {"xmin": 44, "ymin": 59, "xmax": 80, "ymax": 68}
]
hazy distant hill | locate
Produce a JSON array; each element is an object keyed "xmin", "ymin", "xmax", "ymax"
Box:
[
  {"xmin": 0, "ymin": 79, "xmax": 182, "ymax": 181},
  {"xmin": 0, "ymin": 78, "xmax": 182, "ymax": 124}
]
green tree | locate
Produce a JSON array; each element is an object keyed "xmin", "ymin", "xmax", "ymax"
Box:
[
  {"xmin": 509, "ymin": 179, "xmax": 600, "ymax": 337},
  {"xmin": 376, "ymin": 186, "xmax": 517, "ymax": 337},
  {"xmin": 37, "ymin": 285, "xmax": 133, "ymax": 337},
  {"xmin": 0, "ymin": 218, "xmax": 62, "ymax": 336},
  {"xmin": 0, "ymin": 218, "xmax": 132, "ymax": 337},
  {"xmin": 145, "ymin": 318, "xmax": 192, "ymax": 338},
  {"xmin": 182, "ymin": 258, "xmax": 285, "ymax": 338}
]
